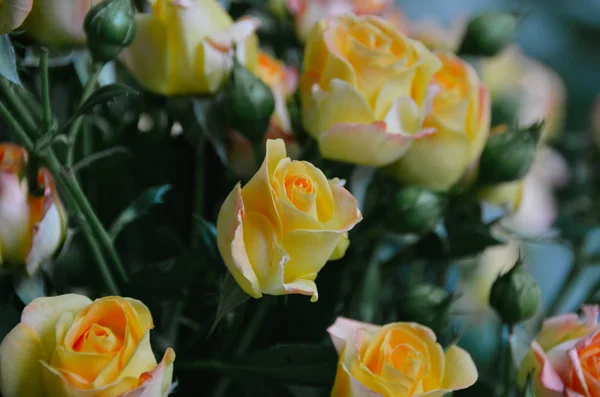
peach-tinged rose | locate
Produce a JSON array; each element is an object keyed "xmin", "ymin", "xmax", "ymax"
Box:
[
  {"xmin": 288, "ymin": 0, "xmax": 390, "ymax": 41},
  {"xmin": 217, "ymin": 139, "xmax": 362, "ymax": 302},
  {"xmin": 481, "ymin": 46, "xmax": 566, "ymax": 142},
  {"xmin": 300, "ymin": 14, "xmax": 441, "ymax": 167},
  {"xmin": 228, "ymin": 52, "xmax": 300, "ymax": 179},
  {"xmin": 0, "ymin": 143, "xmax": 67, "ymax": 275},
  {"xmin": 22, "ymin": 0, "xmax": 102, "ymax": 46},
  {"xmin": 0, "ymin": 294, "xmax": 175, "ymax": 397},
  {"xmin": 0, "ymin": 0, "xmax": 32, "ymax": 35},
  {"xmin": 120, "ymin": 0, "xmax": 259, "ymax": 95},
  {"xmin": 517, "ymin": 305, "xmax": 600, "ymax": 396},
  {"xmin": 388, "ymin": 51, "xmax": 490, "ymax": 191},
  {"xmin": 328, "ymin": 317, "xmax": 478, "ymax": 396}
]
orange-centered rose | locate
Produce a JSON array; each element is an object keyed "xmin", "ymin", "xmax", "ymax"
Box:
[
  {"xmin": 0, "ymin": 294, "xmax": 175, "ymax": 397},
  {"xmin": 328, "ymin": 317, "xmax": 478, "ymax": 396},
  {"xmin": 300, "ymin": 13, "xmax": 441, "ymax": 167},
  {"xmin": 388, "ymin": 51, "xmax": 490, "ymax": 191},
  {"xmin": 217, "ymin": 139, "xmax": 362, "ymax": 302}
]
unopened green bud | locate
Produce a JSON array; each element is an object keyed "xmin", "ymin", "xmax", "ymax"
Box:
[
  {"xmin": 477, "ymin": 123, "xmax": 542, "ymax": 185},
  {"xmin": 85, "ymin": 0, "xmax": 136, "ymax": 63},
  {"xmin": 399, "ymin": 284, "xmax": 453, "ymax": 330},
  {"xmin": 489, "ymin": 261, "xmax": 540, "ymax": 325},
  {"xmin": 390, "ymin": 186, "xmax": 447, "ymax": 234},
  {"xmin": 223, "ymin": 57, "xmax": 275, "ymax": 144},
  {"xmin": 459, "ymin": 11, "xmax": 520, "ymax": 57}
]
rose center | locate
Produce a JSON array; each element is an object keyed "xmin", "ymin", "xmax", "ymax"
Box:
[{"xmin": 73, "ymin": 323, "xmax": 122, "ymax": 355}]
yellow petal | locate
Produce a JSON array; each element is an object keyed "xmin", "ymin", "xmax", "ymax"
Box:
[
  {"xmin": 387, "ymin": 124, "xmax": 471, "ymax": 191},
  {"xmin": 21, "ymin": 294, "xmax": 92, "ymax": 360},
  {"xmin": 0, "ymin": 0, "xmax": 32, "ymax": 35},
  {"xmin": 318, "ymin": 121, "xmax": 413, "ymax": 166},
  {"xmin": 216, "ymin": 183, "xmax": 262, "ymax": 298},
  {"xmin": 0, "ymin": 324, "xmax": 45, "ymax": 397},
  {"xmin": 120, "ymin": 348, "xmax": 176, "ymax": 397},
  {"xmin": 239, "ymin": 141, "xmax": 285, "ymax": 233},
  {"xmin": 441, "ymin": 345, "xmax": 478, "ymax": 391},
  {"xmin": 119, "ymin": 14, "xmax": 169, "ymax": 95},
  {"xmin": 330, "ymin": 232, "xmax": 350, "ymax": 260}
]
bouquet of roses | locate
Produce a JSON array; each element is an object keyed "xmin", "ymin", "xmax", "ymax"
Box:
[{"xmin": 0, "ymin": 1, "xmax": 598, "ymax": 396}]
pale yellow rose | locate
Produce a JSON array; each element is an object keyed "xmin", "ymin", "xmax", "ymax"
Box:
[
  {"xmin": 0, "ymin": 294, "xmax": 175, "ymax": 397},
  {"xmin": 300, "ymin": 13, "xmax": 441, "ymax": 167},
  {"xmin": 217, "ymin": 139, "xmax": 362, "ymax": 302},
  {"xmin": 481, "ymin": 45, "xmax": 566, "ymax": 142},
  {"xmin": 328, "ymin": 317, "xmax": 478, "ymax": 397},
  {"xmin": 228, "ymin": 51, "xmax": 300, "ymax": 179},
  {"xmin": 388, "ymin": 51, "xmax": 490, "ymax": 191},
  {"xmin": 120, "ymin": 0, "xmax": 259, "ymax": 95},
  {"xmin": 0, "ymin": 0, "xmax": 32, "ymax": 35},
  {"xmin": 0, "ymin": 143, "xmax": 67, "ymax": 275}
]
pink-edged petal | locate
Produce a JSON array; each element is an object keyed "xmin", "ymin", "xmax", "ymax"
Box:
[
  {"xmin": 26, "ymin": 202, "xmax": 65, "ymax": 275},
  {"xmin": 283, "ymin": 279, "xmax": 318, "ymax": 303},
  {"xmin": 582, "ymin": 305, "xmax": 599, "ymax": 326},
  {"xmin": 0, "ymin": 0, "xmax": 32, "ymax": 34},
  {"xmin": 120, "ymin": 348, "xmax": 176, "ymax": 397},
  {"xmin": 318, "ymin": 122, "xmax": 413, "ymax": 166},
  {"xmin": 216, "ymin": 183, "xmax": 262, "ymax": 299},
  {"xmin": 323, "ymin": 184, "xmax": 362, "ymax": 231},
  {"xmin": 565, "ymin": 390, "xmax": 586, "ymax": 397},
  {"xmin": 327, "ymin": 317, "xmax": 381, "ymax": 355},
  {"xmin": 531, "ymin": 341, "xmax": 565, "ymax": 392},
  {"xmin": 206, "ymin": 16, "xmax": 261, "ymax": 51},
  {"xmin": 0, "ymin": 324, "xmax": 45, "ymax": 397}
]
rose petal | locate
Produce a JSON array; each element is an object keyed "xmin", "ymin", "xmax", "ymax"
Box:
[
  {"xmin": 441, "ymin": 345, "xmax": 478, "ymax": 391},
  {"xmin": 120, "ymin": 348, "xmax": 176, "ymax": 397},
  {"xmin": 327, "ymin": 317, "xmax": 381, "ymax": 355},
  {"xmin": 0, "ymin": 324, "xmax": 45, "ymax": 397},
  {"xmin": 26, "ymin": 202, "xmax": 65, "ymax": 275},
  {"xmin": 216, "ymin": 183, "xmax": 262, "ymax": 298},
  {"xmin": 0, "ymin": 0, "xmax": 33, "ymax": 35},
  {"xmin": 21, "ymin": 294, "xmax": 92, "ymax": 360},
  {"xmin": 531, "ymin": 341, "xmax": 565, "ymax": 392},
  {"xmin": 319, "ymin": 122, "xmax": 413, "ymax": 166}
]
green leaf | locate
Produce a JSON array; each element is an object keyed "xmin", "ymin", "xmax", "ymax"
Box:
[
  {"xmin": 65, "ymin": 83, "xmax": 137, "ymax": 128},
  {"xmin": 210, "ymin": 273, "xmax": 250, "ymax": 334},
  {"xmin": 0, "ymin": 35, "xmax": 21, "ymax": 86},
  {"xmin": 109, "ymin": 185, "xmax": 171, "ymax": 241},
  {"xmin": 191, "ymin": 97, "xmax": 228, "ymax": 164}
]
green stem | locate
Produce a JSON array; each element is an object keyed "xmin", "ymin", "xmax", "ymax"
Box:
[
  {"xmin": 0, "ymin": 78, "xmax": 38, "ymax": 137},
  {"xmin": 0, "ymin": 99, "xmax": 120, "ymax": 295},
  {"xmin": 504, "ymin": 324, "xmax": 514, "ymax": 397},
  {"xmin": 66, "ymin": 63, "xmax": 103, "ymax": 166},
  {"xmin": 211, "ymin": 300, "xmax": 271, "ymax": 396},
  {"xmin": 40, "ymin": 48, "xmax": 52, "ymax": 133},
  {"xmin": 191, "ymin": 141, "xmax": 205, "ymax": 247}
]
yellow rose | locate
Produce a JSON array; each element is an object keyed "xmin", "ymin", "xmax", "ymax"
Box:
[
  {"xmin": 0, "ymin": 143, "xmax": 67, "ymax": 275},
  {"xmin": 300, "ymin": 13, "xmax": 442, "ymax": 166},
  {"xmin": 0, "ymin": 0, "xmax": 102, "ymax": 45},
  {"xmin": 120, "ymin": 0, "xmax": 259, "ymax": 95},
  {"xmin": 228, "ymin": 51, "xmax": 300, "ymax": 179},
  {"xmin": 388, "ymin": 51, "xmax": 490, "ymax": 191},
  {"xmin": 328, "ymin": 317, "xmax": 478, "ymax": 396},
  {"xmin": 481, "ymin": 45, "xmax": 566, "ymax": 142},
  {"xmin": 217, "ymin": 139, "xmax": 362, "ymax": 302},
  {"xmin": 0, "ymin": 294, "xmax": 175, "ymax": 397}
]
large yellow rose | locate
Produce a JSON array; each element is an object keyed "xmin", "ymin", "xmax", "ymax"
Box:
[
  {"xmin": 300, "ymin": 13, "xmax": 441, "ymax": 166},
  {"xmin": 388, "ymin": 51, "xmax": 490, "ymax": 191},
  {"xmin": 328, "ymin": 317, "xmax": 478, "ymax": 397},
  {"xmin": 120, "ymin": 0, "xmax": 259, "ymax": 95},
  {"xmin": 217, "ymin": 139, "xmax": 362, "ymax": 302},
  {"xmin": 0, "ymin": 294, "xmax": 175, "ymax": 397},
  {"xmin": 0, "ymin": 143, "xmax": 67, "ymax": 275}
]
